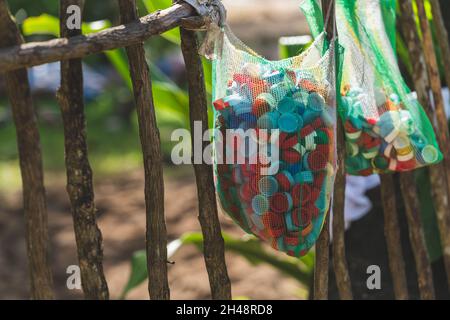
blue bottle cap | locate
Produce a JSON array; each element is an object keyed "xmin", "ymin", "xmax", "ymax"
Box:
[
  {"xmin": 263, "ymin": 69, "xmax": 285, "ymax": 84},
  {"xmin": 252, "ymin": 195, "xmax": 270, "ymax": 215},
  {"xmin": 285, "ymin": 212, "xmax": 298, "ymax": 232},
  {"xmin": 257, "ymin": 112, "xmax": 280, "ymax": 130},
  {"xmin": 258, "ymin": 176, "xmax": 279, "ymax": 196},
  {"xmin": 270, "ymin": 82, "xmax": 291, "ymax": 101},
  {"xmin": 278, "ymin": 97, "xmax": 298, "ymax": 114},
  {"xmin": 308, "ymin": 92, "xmax": 325, "ymax": 112},
  {"xmin": 294, "ymin": 171, "xmax": 314, "ymax": 184},
  {"xmin": 278, "ymin": 113, "xmax": 303, "ymax": 133}
]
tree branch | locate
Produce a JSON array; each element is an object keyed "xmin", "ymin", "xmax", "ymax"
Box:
[{"xmin": 118, "ymin": 0, "xmax": 170, "ymax": 300}]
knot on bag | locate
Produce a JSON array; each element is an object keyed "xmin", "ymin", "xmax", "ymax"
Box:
[{"xmin": 177, "ymin": 0, "xmax": 227, "ymax": 59}]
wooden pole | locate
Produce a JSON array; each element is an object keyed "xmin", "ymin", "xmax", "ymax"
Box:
[
  {"xmin": 399, "ymin": 172, "xmax": 435, "ymax": 299},
  {"xmin": 314, "ymin": 0, "xmax": 335, "ymax": 300},
  {"xmin": 57, "ymin": 0, "xmax": 109, "ymax": 300},
  {"xmin": 379, "ymin": 174, "xmax": 409, "ymax": 300},
  {"xmin": 179, "ymin": 25, "xmax": 232, "ymax": 300},
  {"xmin": 0, "ymin": 2, "xmax": 195, "ymax": 72},
  {"xmin": 430, "ymin": 0, "xmax": 450, "ymax": 88},
  {"xmin": 0, "ymin": 0, "xmax": 53, "ymax": 299},
  {"xmin": 118, "ymin": 0, "xmax": 170, "ymax": 300},
  {"xmin": 332, "ymin": 119, "xmax": 353, "ymax": 300},
  {"xmin": 400, "ymin": 0, "xmax": 450, "ymax": 291}
]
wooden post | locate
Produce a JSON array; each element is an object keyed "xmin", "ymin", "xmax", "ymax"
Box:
[
  {"xmin": 400, "ymin": 0, "xmax": 450, "ymax": 291},
  {"xmin": 430, "ymin": 0, "xmax": 450, "ymax": 89},
  {"xmin": 57, "ymin": 0, "xmax": 109, "ymax": 300},
  {"xmin": 0, "ymin": 0, "xmax": 53, "ymax": 299},
  {"xmin": 379, "ymin": 175, "xmax": 409, "ymax": 300},
  {"xmin": 314, "ymin": 0, "xmax": 335, "ymax": 300},
  {"xmin": 399, "ymin": 172, "xmax": 435, "ymax": 299},
  {"xmin": 118, "ymin": 0, "xmax": 170, "ymax": 300},
  {"xmin": 178, "ymin": 26, "xmax": 232, "ymax": 300},
  {"xmin": 0, "ymin": 2, "xmax": 196, "ymax": 72},
  {"xmin": 332, "ymin": 119, "xmax": 352, "ymax": 300}
]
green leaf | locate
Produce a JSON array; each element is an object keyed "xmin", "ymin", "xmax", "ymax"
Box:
[
  {"xmin": 22, "ymin": 14, "xmax": 59, "ymax": 37},
  {"xmin": 22, "ymin": 14, "xmax": 111, "ymax": 37},
  {"xmin": 120, "ymin": 250, "xmax": 147, "ymax": 299},
  {"xmin": 121, "ymin": 232, "xmax": 314, "ymax": 299},
  {"xmin": 141, "ymin": 0, "xmax": 181, "ymax": 44},
  {"xmin": 180, "ymin": 232, "xmax": 313, "ymax": 284}
]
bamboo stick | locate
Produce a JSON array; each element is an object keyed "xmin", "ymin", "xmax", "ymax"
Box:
[
  {"xmin": 57, "ymin": 0, "xmax": 109, "ymax": 300},
  {"xmin": 118, "ymin": 0, "xmax": 170, "ymax": 300},
  {"xmin": 0, "ymin": 0, "xmax": 53, "ymax": 299}
]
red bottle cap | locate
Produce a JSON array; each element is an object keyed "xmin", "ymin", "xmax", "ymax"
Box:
[
  {"xmin": 270, "ymin": 192, "xmax": 293, "ymax": 213},
  {"xmin": 292, "ymin": 184, "xmax": 312, "ymax": 207},
  {"xmin": 308, "ymin": 150, "xmax": 328, "ymax": 170},
  {"xmin": 397, "ymin": 158, "xmax": 417, "ymax": 171},
  {"xmin": 275, "ymin": 171, "xmax": 294, "ymax": 192},
  {"xmin": 300, "ymin": 124, "xmax": 315, "ymax": 138},
  {"xmin": 240, "ymin": 183, "xmax": 254, "ymax": 202},
  {"xmin": 282, "ymin": 149, "xmax": 302, "ymax": 164},
  {"xmin": 281, "ymin": 134, "xmax": 299, "ymax": 149},
  {"xmin": 284, "ymin": 233, "xmax": 301, "ymax": 246}
]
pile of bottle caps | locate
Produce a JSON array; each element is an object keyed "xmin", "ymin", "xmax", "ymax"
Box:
[
  {"xmin": 213, "ymin": 62, "xmax": 335, "ymax": 257},
  {"xmin": 341, "ymin": 85, "xmax": 440, "ymax": 175}
]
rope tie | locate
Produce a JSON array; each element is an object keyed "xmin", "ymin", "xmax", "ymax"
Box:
[{"xmin": 177, "ymin": 0, "xmax": 227, "ymax": 59}]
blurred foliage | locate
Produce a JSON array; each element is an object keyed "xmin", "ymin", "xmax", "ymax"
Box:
[{"xmin": 120, "ymin": 232, "xmax": 314, "ymax": 299}]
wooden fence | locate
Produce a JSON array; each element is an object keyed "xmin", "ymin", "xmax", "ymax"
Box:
[{"xmin": 0, "ymin": 0, "xmax": 449, "ymax": 300}]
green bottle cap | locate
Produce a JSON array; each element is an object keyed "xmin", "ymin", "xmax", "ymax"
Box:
[{"xmin": 421, "ymin": 145, "xmax": 439, "ymax": 164}]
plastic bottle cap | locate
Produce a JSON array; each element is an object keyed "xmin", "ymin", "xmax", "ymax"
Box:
[
  {"xmin": 252, "ymin": 195, "xmax": 269, "ymax": 215},
  {"xmin": 421, "ymin": 145, "xmax": 439, "ymax": 164},
  {"xmin": 258, "ymin": 176, "xmax": 279, "ymax": 196},
  {"xmin": 263, "ymin": 69, "xmax": 285, "ymax": 84},
  {"xmin": 372, "ymin": 155, "xmax": 389, "ymax": 170},
  {"xmin": 278, "ymin": 113, "xmax": 302, "ymax": 133},
  {"xmin": 308, "ymin": 151, "xmax": 328, "ymax": 170},
  {"xmin": 270, "ymin": 82, "xmax": 291, "ymax": 101},
  {"xmin": 302, "ymin": 109, "xmax": 321, "ymax": 126},
  {"xmin": 292, "ymin": 184, "xmax": 312, "ymax": 207},
  {"xmin": 255, "ymin": 92, "xmax": 277, "ymax": 109},
  {"xmin": 276, "ymin": 171, "xmax": 295, "ymax": 191},
  {"xmin": 270, "ymin": 192, "xmax": 293, "ymax": 213},
  {"xmin": 397, "ymin": 152, "xmax": 414, "ymax": 162},
  {"xmin": 278, "ymin": 97, "xmax": 298, "ymax": 114},
  {"xmin": 308, "ymin": 92, "xmax": 325, "ymax": 112},
  {"xmin": 257, "ymin": 112, "xmax": 278, "ymax": 129},
  {"xmin": 242, "ymin": 62, "xmax": 262, "ymax": 78},
  {"xmin": 294, "ymin": 171, "xmax": 314, "ymax": 184},
  {"xmin": 282, "ymin": 149, "xmax": 302, "ymax": 164},
  {"xmin": 285, "ymin": 212, "xmax": 298, "ymax": 232},
  {"xmin": 345, "ymin": 130, "xmax": 362, "ymax": 141},
  {"xmin": 346, "ymin": 141, "xmax": 359, "ymax": 157},
  {"xmin": 362, "ymin": 149, "xmax": 379, "ymax": 159}
]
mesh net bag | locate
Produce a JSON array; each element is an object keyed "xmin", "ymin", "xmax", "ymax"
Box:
[
  {"xmin": 210, "ymin": 22, "xmax": 337, "ymax": 257},
  {"xmin": 302, "ymin": 0, "xmax": 442, "ymax": 176}
]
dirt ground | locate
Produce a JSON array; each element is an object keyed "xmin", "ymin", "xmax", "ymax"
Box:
[{"xmin": 0, "ymin": 167, "xmax": 305, "ymax": 300}]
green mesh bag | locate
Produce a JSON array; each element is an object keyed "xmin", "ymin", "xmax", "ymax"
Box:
[
  {"xmin": 210, "ymin": 16, "xmax": 337, "ymax": 257},
  {"xmin": 302, "ymin": 0, "xmax": 442, "ymax": 176}
]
